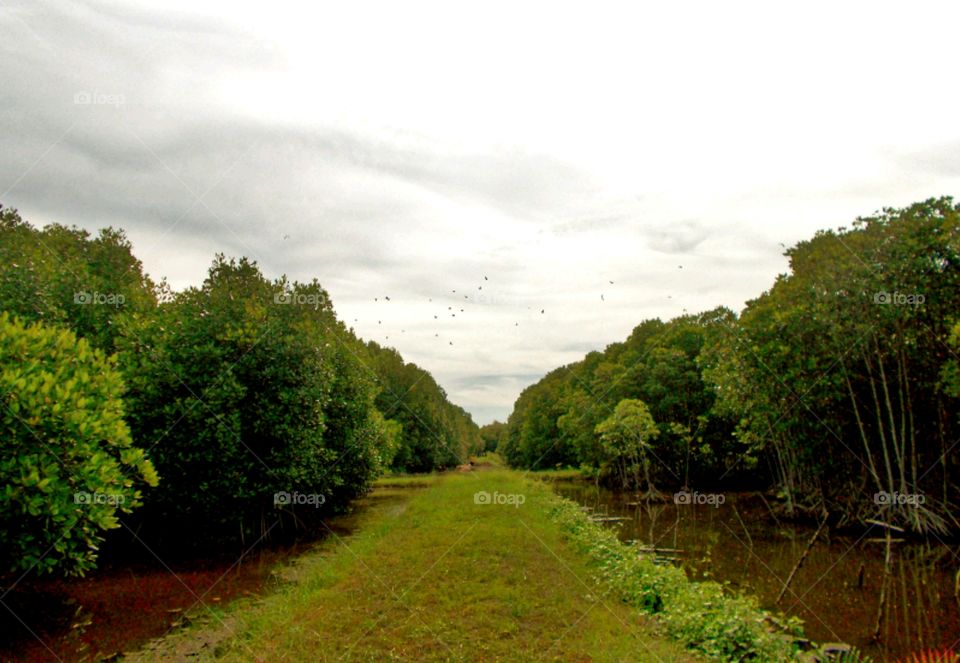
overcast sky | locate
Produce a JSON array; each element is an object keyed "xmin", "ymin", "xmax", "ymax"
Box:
[{"xmin": 2, "ymin": 0, "xmax": 959, "ymax": 424}]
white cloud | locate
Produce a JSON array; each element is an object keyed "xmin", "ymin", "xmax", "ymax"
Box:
[{"xmin": 2, "ymin": 0, "xmax": 959, "ymax": 422}]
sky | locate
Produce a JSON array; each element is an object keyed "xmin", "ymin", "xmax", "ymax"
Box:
[{"xmin": 2, "ymin": 0, "xmax": 959, "ymax": 424}]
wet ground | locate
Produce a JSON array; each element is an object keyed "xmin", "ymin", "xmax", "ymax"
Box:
[
  {"xmin": 0, "ymin": 485, "xmax": 421, "ymax": 662},
  {"xmin": 552, "ymin": 480, "xmax": 960, "ymax": 662}
]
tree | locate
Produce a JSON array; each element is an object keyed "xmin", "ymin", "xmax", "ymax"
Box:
[
  {"xmin": 594, "ymin": 399, "xmax": 660, "ymax": 493},
  {"xmin": 0, "ymin": 314, "xmax": 157, "ymax": 576},
  {"xmin": 0, "ymin": 205, "xmax": 157, "ymax": 353},
  {"xmin": 365, "ymin": 341, "xmax": 481, "ymax": 472},
  {"xmin": 479, "ymin": 420, "xmax": 505, "ymax": 454},
  {"xmin": 116, "ymin": 257, "xmax": 387, "ymax": 546}
]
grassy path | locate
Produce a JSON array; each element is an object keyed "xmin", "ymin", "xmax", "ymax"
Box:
[{"xmin": 134, "ymin": 465, "xmax": 697, "ymax": 662}]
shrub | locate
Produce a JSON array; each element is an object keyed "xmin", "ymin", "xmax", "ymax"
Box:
[
  {"xmin": 547, "ymin": 494, "xmax": 805, "ymax": 660},
  {"xmin": 116, "ymin": 257, "xmax": 387, "ymax": 544},
  {"xmin": 0, "ymin": 313, "xmax": 157, "ymax": 576}
]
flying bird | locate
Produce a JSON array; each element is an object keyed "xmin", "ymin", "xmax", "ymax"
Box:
[
  {"xmin": 541, "ymin": 309, "xmax": 545, "ymax": 314},
  {"xmin": 609, "ymin": 280, "xmax": 614, "ymax": 284},
  {"xmin": 601, "ymin": 294, "xmax": 605, "ymax": 301},
  {"xmin": 484, "ymin": 276, "xmax": 488, "ymax": 280}
]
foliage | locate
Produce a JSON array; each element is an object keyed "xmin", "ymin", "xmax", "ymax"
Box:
[
  {"xmin": 594, "ymin": 399, "xmax": 660, "ymax": 489},
  {"xmin": 363, "ymin": 341, "xmax": 482, "ymax": 472},
  {"xmin": 547, "ymin": 495, "xmax": 804, "ymax": 660},
  {"xmin": 0, "ymin": 204, "xmax": 157, "ymax": 353},
  {"xmin": 503, "ymin": 198, "xmax": 960, "ymax": 533},
  {"xmin": 116, "ymin": 256, "xmax": 388, "ymax": 542},
  {"xmin": 479, "ymin": 420, "xmax": 505, "ymax": 453},
  {"xmin": 0, "ymin": 314, "xmax": 157, "ymax": 576},
  {"xmin": 500, "ymin": 309, "xmax": 740, "ymax": 487},
  {"xmin": 702, "ymin": 198, "xmax": 960, "ymax": 532}
]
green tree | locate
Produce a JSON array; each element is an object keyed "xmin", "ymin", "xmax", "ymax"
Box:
[
  {"xmin": 0, "ymin": 314, "xmax": 157, "ymax": 576},
  {"xmin": 117, "ymin": 257, "xmax": 386, "ymax": 544},
  {"xmin": 0, "ymin": 205, "xmax": 157, "ymax": 353},
  {"xmin": 595, "ymin": 399, "xmax": 660, "ymax": 492}
]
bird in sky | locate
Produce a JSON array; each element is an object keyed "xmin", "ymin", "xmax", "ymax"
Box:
[{"xmin": 601, "ymin": 294, "xmax": 605, "ymax": 301}]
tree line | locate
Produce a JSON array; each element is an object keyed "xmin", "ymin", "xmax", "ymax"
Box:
[
  {"xmin": 496, "ymin": 198, "xmax": 960, "ymax": 535},
  {"xmin": 0, "ymin": 205, "xmax": 481, "ymax": 577}
]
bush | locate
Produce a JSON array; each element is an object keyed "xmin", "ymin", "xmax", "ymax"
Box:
[
  {"xmin": 116, "ymin": 257, "xmax": 388, "ymax": 544},
  {"xmin": 547, "ymin": 495, "xmax": 805, "ymax": 660},
  {"xmin": 0, "ymin": 313, "xmax": 157, "ymax": 577}
]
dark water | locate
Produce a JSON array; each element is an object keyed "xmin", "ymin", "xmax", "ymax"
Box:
[
  {"xmin": 0, "ymin": 485, "xmax": 420, "ymax": 662},
  {"xmin": 552, "ymin": 480, "xmax": 960, "ymax": 662}
]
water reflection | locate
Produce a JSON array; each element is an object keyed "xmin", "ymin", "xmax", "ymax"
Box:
[{"xmin": 552, "ymin": 480, "xmax": 960, "ymax": 662}]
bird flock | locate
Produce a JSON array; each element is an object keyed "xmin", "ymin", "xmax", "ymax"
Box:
[
  {"xmin": 351, "ymin": 265, "xmax": 689, "ymax": 347},
  {"xmin": 350, "ymin": 272, "xmax": 651, "ymax": 348}
]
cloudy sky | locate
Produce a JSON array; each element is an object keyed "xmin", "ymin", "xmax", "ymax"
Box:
[{"xmin": 2, "ymin": 0, "xmax": 959, "ymax": 423}]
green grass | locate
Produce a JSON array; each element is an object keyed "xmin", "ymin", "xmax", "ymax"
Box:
[
  {"xmin": 525, "ymin": 467, "xmax": 585, "ymax": 481},
  {"xmin": 149, "ymin": 468, "xmax": 697, "ymax": 662}
]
